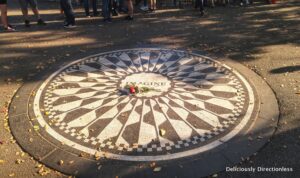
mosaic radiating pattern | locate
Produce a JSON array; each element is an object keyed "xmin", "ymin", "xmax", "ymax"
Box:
[{"xmin": 33, "ymin": 48, "xmax": 255, "ymax": 161}]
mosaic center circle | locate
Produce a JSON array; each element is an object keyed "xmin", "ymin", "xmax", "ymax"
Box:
[
  {"xmin": 32, "ymin": 48, "xmax": 256, "ymax": 161},
  {"xmin": 120, "ymin": 72, "xmax": 172, "ymax": 97}
]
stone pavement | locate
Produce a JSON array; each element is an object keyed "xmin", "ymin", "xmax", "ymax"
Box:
[{"xmin": 0, "ymin": 0, "xmax": 300, "ymax": 178}]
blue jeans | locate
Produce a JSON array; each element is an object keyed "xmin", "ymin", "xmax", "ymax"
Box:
[
  {"xmin": 102, "ymin": 0, "xmax": 111, "ymax": 19},
  {"xmin": 83, "ymin": 0, "xmax": 98, "ymax": 16},
  {"xmin": 60, "ymin": 0, "xmax": 75, "ymax": 24}
]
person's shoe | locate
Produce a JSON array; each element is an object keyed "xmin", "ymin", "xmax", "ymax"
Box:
[
  {"xmin": 25, "ymin": 20, "xmax": 30, "ymax": 27},
  {"xmin": 112, "ymin": 10, "xmax": 118, "ymax": 16},
  {"xmin": 125, "ymin": 15, "xmax": 134, "ymax": 21},
  {"xmin": 147, "ymin": 8, "xmax": 155, "ymax": 13},
  {"xmin": 93, "ymin": 12, "xmax": 100, "ymax": 16},
  {"xmin": 103, "ymin": 18, "xmax": 112, "ymax": 23},
  {"xmin": 140, "ymin": 5, "xmax": 148, "ymax": 11},
  {"xmin": 4, "ymin": 26, "xmax": 16, "ymax": 32},
  {"xmin": 37, "ymin": 19, "xmax": 47, "ymax": 25},
  {"xmin": 64, "ymin": 23, "xmax": 76, "ymax": 28},
  {"xmin": 200, "ymin": 11, "xmax": 204, "ymax": 17}
]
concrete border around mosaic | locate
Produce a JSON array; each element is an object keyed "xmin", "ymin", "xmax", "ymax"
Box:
[{"xmin": 8, "ymin": 48, "xmax": 279, "ymax": 178}]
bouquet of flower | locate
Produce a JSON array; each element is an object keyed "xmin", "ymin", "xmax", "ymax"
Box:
[{"xmin": 124, "ymin": 84, "xmax": 160, "ymax": 94}]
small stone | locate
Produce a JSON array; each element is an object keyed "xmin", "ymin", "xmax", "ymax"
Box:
[
  {"xmin": 68, "ymin": 161, "xmax": 74, "ymax": 165},
  {"xmin": 212, "ymin": 174, "xmax": 218, "ymax": 178},
  {"xmin": 58, "ymin": 160, "xmax": 64, "ymax": 166},
  {"xmin": 283, "ymin": 145, "xmax": 287, "ymax": 149}
]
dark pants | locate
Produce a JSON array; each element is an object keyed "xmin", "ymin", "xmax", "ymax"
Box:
[
  {"xmin": 83, "ymin": 0, "xmax": 98, "ymax": 16},
  {"xmin": 195, "ymin": 0, "xmax": 204, "ymax": 11},
  {"xmin": 60, "ymin": 0, "xmax": 75, "ymax": 24},
  {"xmin": 102, "ymin": 0, "xmax": 111, "ymax": 19}
]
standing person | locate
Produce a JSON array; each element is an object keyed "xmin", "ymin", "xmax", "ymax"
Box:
[
  {"xmin": 0, "ymin": 0, "xmax": 16, "ymax": 31},
  {"xmin": 102, "ymin": 0, "xmax": 112, "ymax": 22},
  {"xmin": 125, "ymin": 0, "xmax": 133, "ymax": 20},
  {"xmin": 18, "ymin": 0, "xmax": 46, "ymax": 27},
  {"xmin": 60, "ymin": 0, "xmax": 76, "ymax": 28},
  {"xmin": 83, "ymin": 0, "xmax": 99, "ymax": 17},
  {"xmin": 195, "ymin": 0, "xmax": 204, "ymax": 16}
]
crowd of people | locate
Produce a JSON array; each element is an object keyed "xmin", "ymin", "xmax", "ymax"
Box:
[{"xmin": 0, "ymin": 0, "xmax": 261, "ymax": 32}]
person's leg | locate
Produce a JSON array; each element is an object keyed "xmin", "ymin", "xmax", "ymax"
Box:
[
  {"xmin": 18, "ymin": 0, "xmax": 29, "ymax": 21},
  {"xmin": 0, "ymin": 3, "xmax": 8, "ymax": 28},
  {"xmin": 153, "ymin": 0, "xmax": 156, "ymax": 10},
  {"xmin": 83, "ymin": 0, "xmax": 90, "ymax": 16},
  {"xmin": 199, "ymin": 0, "xmax": 204, "ymax": 16},
  {"xmin": 0, "ymin": 1, "xmax": 16, "ymax": 31},
  {"xmin": 102, "ymin": 0, "xmax": 111, "ymax": 21},
  {"xmin": 127, "ymin": 0, "xmax": 133, "ymax": 19},
  {"xmin": 60, "ymin": 0, "xmax": 75, "ymax": 26},
  {"xmin": 92, "ymin": 0, "xmax": 98, "ymax": 15},
  {"xmin": 29, "ymin": 0, "xmax": 41, "ymax": 20},
  {"xmin": 29, "ymin": 0, "xmax": 47, "ymax": 25}
]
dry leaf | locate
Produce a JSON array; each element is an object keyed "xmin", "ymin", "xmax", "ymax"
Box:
[
  {"xmin": 153, "ymin": 167, "xmax": 162, "ymax": 172},
  {"xmin": 159, "ymin": 129, "xmax": 166, "ymax": 136}
]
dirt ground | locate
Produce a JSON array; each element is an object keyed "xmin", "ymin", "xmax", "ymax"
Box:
[{"xmin": 0, "ymin": 0, "xmax": 299, "ymax": 177}]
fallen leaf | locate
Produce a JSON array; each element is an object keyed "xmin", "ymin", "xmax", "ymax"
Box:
[
  {"xmin": 33, "ymin": 125, "xmax": 40, "ymax": 131},
  {"xmin": 153, "ymin": 167, "xmax": 162, "ymax": 172},
  {"xmin": 159, "ymin": 129, "xmax": 166, "ymax": 136},
  {"xmin": 94, "ymin": 151, "xmax": 101, "ymax": 160},
  {"xmin": 150, "ymin": 162, "xmax": 156, "ymax": 168}
]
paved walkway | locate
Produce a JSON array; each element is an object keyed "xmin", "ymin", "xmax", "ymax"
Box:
[{"xmin": 0, "ymin": 0, "xmax": 300, "ymax": 178}]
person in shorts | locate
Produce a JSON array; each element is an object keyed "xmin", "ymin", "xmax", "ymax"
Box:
[
  {"xmin": 0, "ymin": 0, "xmax": 16, "ymax": 31},
  {"xmin": 18, "ymin": 0, "xmax": 46, "ymax": 27}
]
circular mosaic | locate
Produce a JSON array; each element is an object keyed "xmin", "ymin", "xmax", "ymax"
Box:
[{"xmin": 32, "ymin": 48, "xmax": 255, "ymax": 161}]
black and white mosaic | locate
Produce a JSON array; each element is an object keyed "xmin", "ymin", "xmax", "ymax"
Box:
[{"xmin": 32, "ymin": 48, "xmax": 256, "ymax": 161}]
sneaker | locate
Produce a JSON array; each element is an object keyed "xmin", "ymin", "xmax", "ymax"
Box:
[
  {"xmin": 25, "ymin": 20, "xmax": 30, "ymax": 27},
  {"xmin": 37, "ymin": 19, "xmax": 47, "ymax": 25},
  {"xmin": 125, "ymin": 15, "xmax": 134, "ymax": 21},
  {"xmin": 64, "ymin": 23, "xmax": 76, "ymax": 28},
  {"xmin": 4, "ymin": 26, "xmax": 16, "ymax": 32},
  {"xmin": 140, "ymin": 5, "xmax": 148, "ymax": 11},
  {"xmin": 147, "ymin": 9, "xmax": 155, "ymax": 13}
]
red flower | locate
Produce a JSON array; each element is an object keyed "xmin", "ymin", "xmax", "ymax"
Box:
[{"xmin": 129, "ymin": 86, "xmax": 136, "ymax": 94}]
